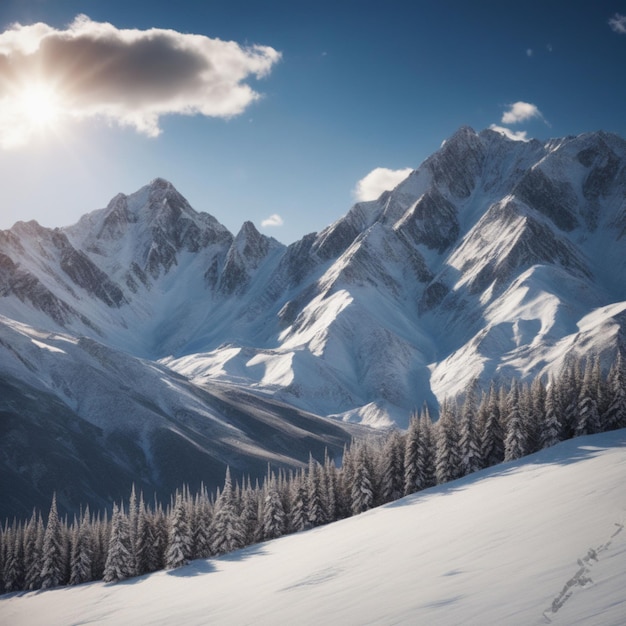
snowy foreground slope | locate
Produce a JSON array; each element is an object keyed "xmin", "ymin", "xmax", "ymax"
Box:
[{"xmin": 3, "ymin": 430, "xmax": 625, "ymax": 626}]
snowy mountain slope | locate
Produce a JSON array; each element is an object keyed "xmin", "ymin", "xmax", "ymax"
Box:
[
  {"xmin": 3, "ymin": 429, "xmax": 625, "ymax": 625},
  {"xmin": 0, "ymin": 314, "xmax": 356, "ymax": 519},
  {"xmin": 1, "ymin": 128, "xmax": 626, "ymax": 432},
  {"xmin": 165, "ymin": 128, "xmax": 626, "ymax": 422}
]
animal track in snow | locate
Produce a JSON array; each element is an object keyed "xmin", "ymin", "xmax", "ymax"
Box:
[{"xmin": 542, "ymin": 522, "xmax": 623, "ymax": 623}]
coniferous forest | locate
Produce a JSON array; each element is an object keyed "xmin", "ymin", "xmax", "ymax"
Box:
[{"xmin": 1, "ymin": 353, "xmax": 625, "ymax": 594}]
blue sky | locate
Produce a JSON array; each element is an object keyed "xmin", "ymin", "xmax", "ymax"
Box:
[{"xmin": 0, "ymin": 1, "xmax": 625, "ymax": 243}]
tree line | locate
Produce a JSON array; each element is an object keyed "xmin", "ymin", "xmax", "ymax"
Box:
[{"xmin": 1, "ymin": 352, "xmax": 625, "ymax": 594}]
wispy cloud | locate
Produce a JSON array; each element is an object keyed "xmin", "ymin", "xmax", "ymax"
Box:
[
  {"xmin": 501, "ymin": 101, "xmax": 544, "ymax": 125},
  {"xmin": 526, "ymin": 48, "xmax": 533, "ymax": 57},
  {"xmin": 261, "ymin": 213, "xmax": 284, "ymax": 228},
  {"xmin": 489, "ymin": 124, "xmax": 529, "ymax": 142},
  {"xmin": 609, "ymin": 13, "xmax": 626, "ymax": 34},
  {"xmin": 353, "ymin": 167, "xmax": 412, "ymax": 202},
  {"xmin": 0, "ymin": 15, "xmax": 281, "ymax": 147}
]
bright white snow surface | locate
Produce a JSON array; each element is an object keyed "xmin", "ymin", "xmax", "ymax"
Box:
[{"xmin": 3, "ymin": 430, "xmax": 626, "ymax": 625}]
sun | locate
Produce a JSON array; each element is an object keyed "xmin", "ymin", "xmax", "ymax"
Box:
[
  {"xmin": 17, "ymin": 82, "xmax": 63, "ymax": 131},
  {"xmin": 0, "ymin": 81, "xmax": 68, "ymax": 148}
]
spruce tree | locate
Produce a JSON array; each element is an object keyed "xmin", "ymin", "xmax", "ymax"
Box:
[
  {"xmin": 165, "ymin": 492, "xmax": 193, "ymax": 569},
  {"xmin": 418, "ymin": 409, "xmax": 437, "ymax": 488},
  {"xmin": 290, "ymin": 471, "xmax": 310, "ymax": 532},
  {"xmin": 2, "ymin": 524, "xmax": 22, "ymax": 593},
  {"xmin": 350, "ymin": 443, "xmax": 375, "ymax": 515},
  {"xmin": 539, "ymin": 377, "xmax": 561, "ymax": 449},
  {"xmin": 379, "ymin": 430, "xmax": 405, "ymax": 503},
  {"xmin": 527, "ymin": 377, "xmax": 546, "ymax": 453},
  {"xmin": 323, "ymin": 453, "xmax": 340, "ymax": 523},
  {"xmin": 576, "ymin": 357, "xmax": 602, "ymax": 436},
  {"xmin": 69, "ymin": 507, "xmax": 93, "ymax": 585},
  {"xmin": 41, "ymin": 494, "xmax": 65, "ymax": 589},
  {"xmin": 307, "ymin": 456, "xmax": 329, "ymax": 527},
  {"xmin": 240, "ymin": 479, "xmax": 261, "ymax": 546},
  {"xmin": 261, "ymin": 474, "xmax": 287, "ymax": 541},
  {"xmin": 435, "ymin": 400, "xmax": 462, "ymax": 484},
  {"xmin": 559, "ymin": 359, "xmax": 583, "ymax": 439},
  {"xmin": 480, "ymin": 383, "xmax": 504, "ymax": 467},
  {"xmin": 459, "ymin": 383, "xmax": 482, "ymax": 476},
  {"xmin": 604, "ymin": 351, "xmax": 626, "ymax": 431},
  {"xmin": 403, "ymin": 414, "xmax": 421, "ymax": 495},
  {"xmin": 136, "ymin": 502, "xmax": 160, "ymax": 574},
  {"xmin": 103, "ymin": 503, "xmax": 134, "ymax": 583},
  {"xmin": 210, "ymin": 468, "xmax": 245, "ymax": 555},
  {"xmin": 90, "ymin": 511, "xmax": 108, "ymax": 581},
  {"xmin": 24, "ymin": 511, "xmax": 44, "ymax": 590},
  {"xmin": 191, "ymin": 486, "xmax": 214, "ymax": 559},
  {"xmin": 127, "ymin": 485, "xmax": 139, "ymax": 577},
  {"xmin": 152, "ymin": 505, "xmax": 169, "ymax": 571},
  {"xmin": 504, "ymin": 380, "xmax": 527, "ymax": 461}
]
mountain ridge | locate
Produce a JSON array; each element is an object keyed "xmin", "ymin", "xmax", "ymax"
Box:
[
  {"xmin": 2, "ymin": 127, "xmax": 625, "ymax": 413},
  {"xmin": 1, "ymin": 126, "xmax": 626, "ymax": 515}
]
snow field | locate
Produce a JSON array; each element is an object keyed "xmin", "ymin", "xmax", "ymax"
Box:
[{"xmin": 2, "ymin": 430, "xmax": 625, "ymax": 625}]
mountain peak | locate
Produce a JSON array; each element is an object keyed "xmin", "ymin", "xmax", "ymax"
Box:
[{"xmin": 149, "ymin": 176, "xmax": 174, "ymax": 190}]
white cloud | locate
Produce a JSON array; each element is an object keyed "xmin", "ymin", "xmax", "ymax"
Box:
[
  {"xmin": 261, "ymin": 213, "xmax": 284, "ymax": 228},
  {"xmin": 489, "ymin": 124, "xmax": 529, "ymax": 142},
  {"xmin": 526, "ymin": 48, "xmax": 533, "ymax": 57},
  {"xmin": 353, "ymin": 167, "xmax": 412, "ymax": 202},
  {"xmin": 609, "ymin": 13, "xmax": 626, "ymax": 34},
  {"xmin": 501, "ymin": 101, "xmax": 543, "ymax": 125},
  {"xmin": 0, "ymin": 15, "xmax": 281, "ymax": 148}
]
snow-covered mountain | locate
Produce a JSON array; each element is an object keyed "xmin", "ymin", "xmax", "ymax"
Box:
[
  {"xmin": 2, "ymin": 429, "xmax": 625, "ymax": 625},
  {"xmin": 3, "ymin": 128, "xmax": 625, "ymax": 420},
  {"xmin": 1, "ymin": 127, "xmax": 626, "ymax": 513}
]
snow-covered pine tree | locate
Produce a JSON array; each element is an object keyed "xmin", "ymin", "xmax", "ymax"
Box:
[
  {"xmin": 604, "ymin": 351, "xmax": 626, "ymax": 431},
  {"xmin": 528, "ymin": 376, "xmax": 547, "ymax": 453},
  {"xmin": 379, "ymin": 430, "xmax": 405, "ymax": 504},
  {"xmin": 191, "ymin": 485, "xmax": 214, "ymax": 559},
  {"xmin": 479, "ymin": 383, "xmax": 504, "ymax": 468},
  {"xmin": 135, "ymin": 500, "xmax": 160, "ymax": 575},
  {"xmin": 307, "ymin": 456, "xmax": 329, "ymax": 527},
  {"xmin": 152, "ymin": 504, "xmax": 169, "ymax": 571},
  {"xmin": 127, "ymin": 485, "xmax": 138, "ymax": 577},
  {"xmin": 504, "ymin": 380, "xmax": 527, "ymax": 461},
  {"xmin": 418, "ymin": 408, "xmax": 436, "ymax": 488},
  {"xmin": 90, "ymin": 510, "xmax": 108, "ymax": 581},
  {"xmin": 24, "ymin": 511, "xmax": 44, "ymax": 590},
  {"xmin": 336, "ymin": 443, "xmax": 354, "ymax": 519},
  {"xmin": 41, "ymin": 493, "xmax": 65, "ymax": 589},
  {"xmin": 261, "ymin": 473, "xmax": 287, "ymax": 541},
  {"xmin": 435, "ymin": 400, "xmax": 462, "ymax": 484},
  {"xmin": 69, "ymin": 507, "xmax": 93, "ymax": 585},
  {"xmin": 539, "ymin": 376, "xmax": 562, "ymax": 449},
  {"xmin": 403, "ymin": 413, "xmax": 421, "ymax": 495},
  {"xmin": 592, "ymin": 354, "xmax": 608, "ymax": 418},
  {"xmin": 103, "ymin": 503, "xmax": 134, "ymax": 583},
  {"xmin": 240, "ymin": 478, "xmax": 261, "ymax": 546},
  {"xmin": 165, "ymin": 491, "xmax": 193, "ymax": 569},
  {"xmin": 350, "ymin": 443, "xmax": 375, "ymax": 515},
  {"xmin": 576, "ymin": 357, "xmax": 602, "ymax": 436},
  {"xmin": 459, "ymin": 383, "xmax": 482, "ymax": 476},
  {"xmin": 559, "ymin": 358, "xmax": 583, "ymax": 439},
  {"xmin": 210, "ymin": 467, "xmax": 245, "ymax": 556},
  {"xmin": 2, "ymin": 523, "xmax": 23, "ymax": 593},
  {"xmin": 323, "ymin": 452, "xmax": 340, "ymax": 523},
  {"xmin": 290, "ymin": 470, "xmax": 309, "ymax": 532}
]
